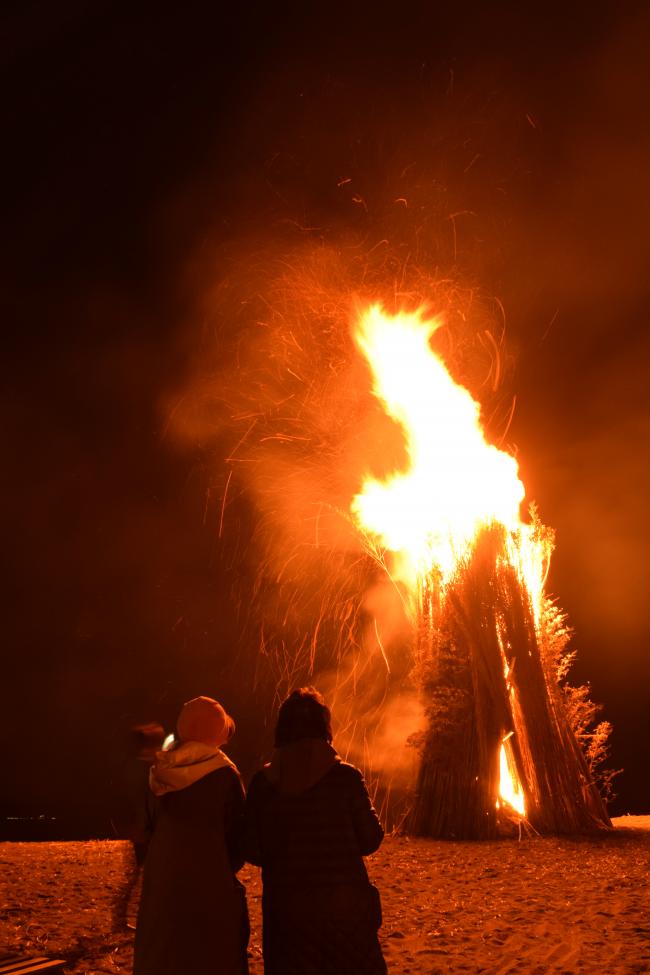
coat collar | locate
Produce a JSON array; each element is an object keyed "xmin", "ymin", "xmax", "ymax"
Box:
[
  {"xmin": 265, "ymin": 738, "xmax": 338, "ymax": 795},
  {"xmin": 149, "ymin": 740, "xmax": 235, "ymax": 796}
]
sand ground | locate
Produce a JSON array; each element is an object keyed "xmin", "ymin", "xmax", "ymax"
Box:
[{"xmin": 1, "ymin": 816, "xmax": 648, "ymax": 974}]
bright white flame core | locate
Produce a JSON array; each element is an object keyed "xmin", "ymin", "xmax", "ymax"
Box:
[
  {"xmin": 499, "ymin": 742, "xmax": 526, "ymax": 816},
  {"xmin": 351, "ymin": 304, "xmax": 527, "ymax": 587}
]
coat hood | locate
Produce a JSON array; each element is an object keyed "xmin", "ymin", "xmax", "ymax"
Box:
[
  {"xmin": 149, "ymin": 740, "xmax": 236, "ymax": 796},
  {"xmin": 265, "ymin": 738, "xmax": 338, "ymax": 795}
]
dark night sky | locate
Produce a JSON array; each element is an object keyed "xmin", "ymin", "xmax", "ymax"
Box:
[{"xmin": 2, "ymin": 2, "xmax": 649, "ymax": 831}]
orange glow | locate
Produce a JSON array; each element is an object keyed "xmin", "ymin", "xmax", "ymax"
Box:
[
  {"xmin": 351, "ymin": 303, "xmax": 547, "ymax": 613},
  {"xmin": 350, "ymin": 303, "xmax": 541, "ymax": 817}
]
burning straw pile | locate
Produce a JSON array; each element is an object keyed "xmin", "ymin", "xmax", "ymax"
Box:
[
  {"xmin": 349, "ymin": 302, "xmax": 612, "ymax": 838},
  {"xmin": 409, "ymin": 526, "xmax": 611, "ymax": 838},
  {"xmin": 174, "ymin": 247, "xmax": 614, "ymax": 839}
]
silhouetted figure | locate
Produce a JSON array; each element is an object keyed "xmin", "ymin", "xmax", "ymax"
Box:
[
  {"xmin": 245, "ymin": 687, "xmax": 387, "ymax": 975},
  {"xmin": 134, "ymin": 696, "xmax": 249, "ymax": 975},
  {"xmin": 127, "ymin": 722, "xmax": 166, "ymax": 863},
  {"xmin": 113, "ymin": 721, "xmax": 165, "ymax": 931}
]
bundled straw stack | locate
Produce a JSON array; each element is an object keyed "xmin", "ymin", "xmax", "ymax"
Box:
[{"xmin": 408, "ymin": 527, "xmax": 611, "ymax": 839}]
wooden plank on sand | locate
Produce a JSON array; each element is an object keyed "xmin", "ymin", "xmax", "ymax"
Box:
[{"xmin": 0, "ymin": 957, "xmax": 66, "ymax": 975}]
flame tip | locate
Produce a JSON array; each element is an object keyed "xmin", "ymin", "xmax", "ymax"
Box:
[{"xmin": 350, "ymin": 303, "xmax": 544, "ymax": 607}]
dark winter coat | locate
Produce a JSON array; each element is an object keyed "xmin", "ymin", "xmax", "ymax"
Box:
[
  {"xmin": 134, "ymin": 743, "xmax": 249, "ymax": 975},
  {"xmin": 245, "ymin": 739, "xmax": 387, "ymax": 975}
]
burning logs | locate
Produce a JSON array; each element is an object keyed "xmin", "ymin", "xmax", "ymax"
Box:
[
  {"xmin": 408, "ymin": 527, "xmax": 611, "ymax": 838},
  {"xmin": 348, "ymin": 304, "xmax": 612, "ymax": 839},
  {"xmin": 219, "ymin": 292, "xmax": 614, "ymax": 841}
]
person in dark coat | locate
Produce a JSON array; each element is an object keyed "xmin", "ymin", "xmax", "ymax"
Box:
[
  {"xmin": 113, "ymin": 721, "xmax": 165, "ymax": 931},
  {"xmin": 134, "ymin": 696, "xmax": 249, "ymax": 975},
  {"xmin": 124, "ymin": 722, "xmax": 166, "ymax": 864},
  {"xmin": 245, "ymin": 687, "xmax": 387, "ymax": 975}
]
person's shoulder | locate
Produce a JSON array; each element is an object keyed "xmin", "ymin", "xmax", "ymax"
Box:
[
  {"xmin": 247, "ymin": 764, "xmax": 272, "ymax": 793},
  {"xmin": 331, "ymin": 760, "xmax": 365, "ymax": 786},
  {"xmin": 205, "ymin": 762, "xmax": 243, "ymax": 790},
  {"xmin": 249, "ymin": 762, "xmax": 271, "ymax": 781}
]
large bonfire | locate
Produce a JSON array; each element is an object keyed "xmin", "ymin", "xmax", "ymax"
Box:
[
  {"xmin": 179, "ymin": 250, "xmax": 614, "ymax": 840},
  {"xmin": 349, "ymin": 303, "xmax": 611, "ymax": 838}
]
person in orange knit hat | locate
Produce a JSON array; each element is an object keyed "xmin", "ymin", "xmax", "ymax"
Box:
[
  {"xmin": 134, "ymin": 696, "xmax": 249, "ymax": 975},
  {"xmin": 175, "ymin": 695, "xmax": 235, "ymax": 751}
]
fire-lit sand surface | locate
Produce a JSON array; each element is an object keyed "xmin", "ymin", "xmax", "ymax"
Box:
[{"xmin": 1, "ymin": 818, "xmax": 648, "ymax": 974}]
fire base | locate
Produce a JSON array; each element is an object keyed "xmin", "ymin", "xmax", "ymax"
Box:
[{"xmin": 407, "ymin": 528, "xmax": 611, "ymax": 839}]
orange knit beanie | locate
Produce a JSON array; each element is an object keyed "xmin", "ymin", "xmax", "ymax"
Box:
[{"xmin": 176, "ymin": 696, "xmax": 235, "ymax": 747}]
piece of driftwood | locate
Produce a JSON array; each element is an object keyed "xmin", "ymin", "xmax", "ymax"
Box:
[{"xmin": 0, "ymin": 955, "xmax": 66, "ymax": 975}]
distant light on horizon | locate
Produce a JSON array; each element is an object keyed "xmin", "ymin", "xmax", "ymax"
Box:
[{"xmin": 5, "ymin": 814, "xmax": 57, "ymax": 821}]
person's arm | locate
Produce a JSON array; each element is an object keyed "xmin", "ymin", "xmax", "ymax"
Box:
[
  {"xmin": 347, "ymin": 766, "xmax": 384, "ymax": 855},
  {"xmin": 223, "ymin": 767, "xmax": 247, "ymax": 874},
  {"xmin": 132, "ymin": 776, "xmax": 158, "ymax": 864},
  {"xmin": 243, "ymin": 772, "xmax": 265, "ymax": 867}
]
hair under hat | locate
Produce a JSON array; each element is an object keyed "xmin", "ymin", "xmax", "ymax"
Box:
[
  {"xmin": 274, "ymin": 686, "xmax": 332, "ymax": 747},
  {"xmin": 176, "ymin": 696, "xmax": 235, "ymax": 748}
]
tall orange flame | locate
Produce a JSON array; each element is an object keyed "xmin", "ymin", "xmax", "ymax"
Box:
[
  {"xmin": 351, "ymin": 304, "xmax": 548, "ymax": 609},
  {"xmin": 350, "ymin": 303, "xmax": 546, "ymax": 815}
]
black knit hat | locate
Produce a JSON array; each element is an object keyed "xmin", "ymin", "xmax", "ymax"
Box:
[{"xmin": 274, "ymin": 687, "xmax": 332, "ymax": 746}]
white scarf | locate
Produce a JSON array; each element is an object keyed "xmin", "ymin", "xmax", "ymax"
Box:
[{"xmin": 149, "ymin": 740, "xmax": 236, "ymax": 796}]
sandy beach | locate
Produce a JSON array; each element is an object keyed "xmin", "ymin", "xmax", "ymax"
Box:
[{"xmin": 1, "ymin": 816, "xmax": 648, "ymax": 974}]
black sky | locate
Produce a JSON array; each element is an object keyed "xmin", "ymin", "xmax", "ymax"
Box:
[{"xmin": 2, "ymin": 1, "xmax": 649, "ymax": 831}]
